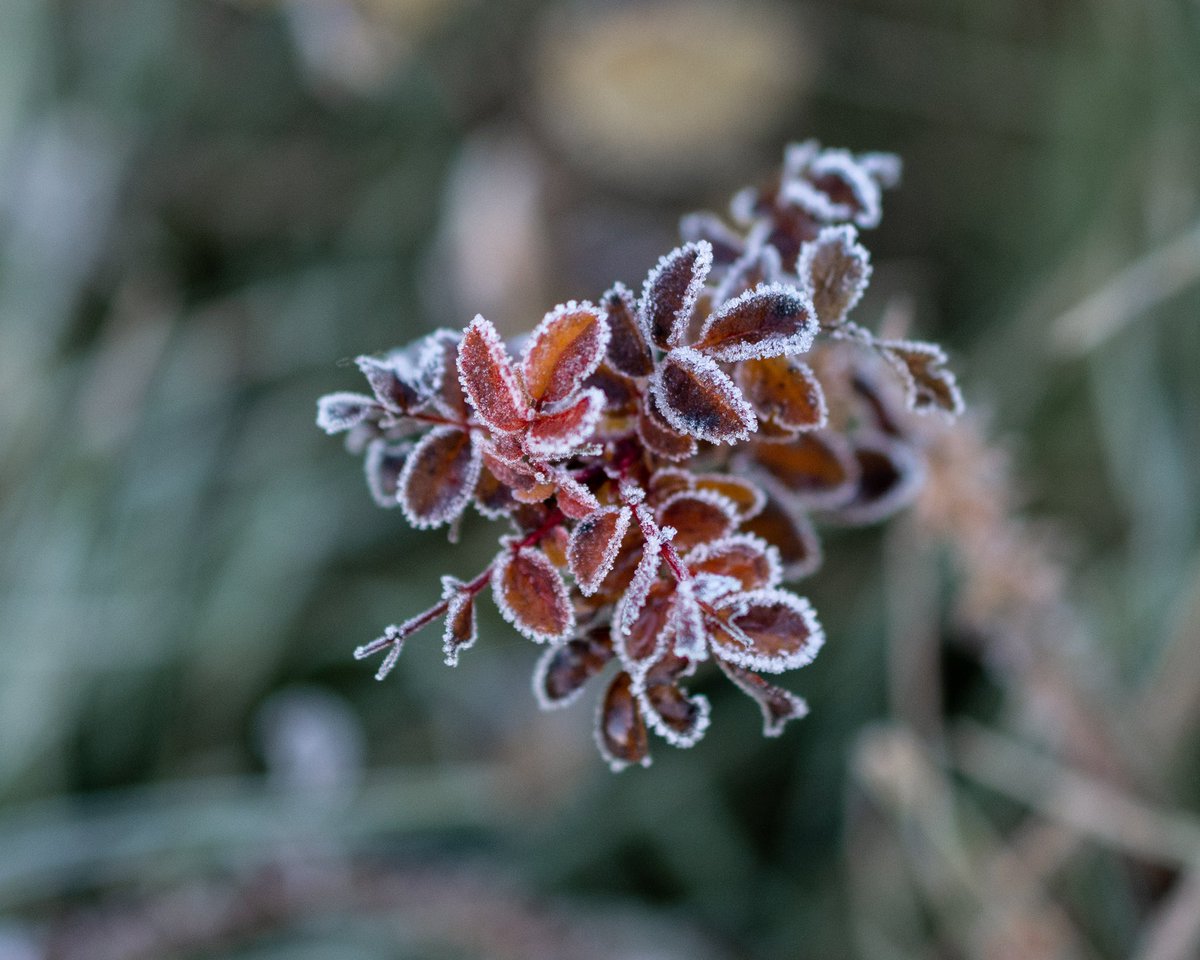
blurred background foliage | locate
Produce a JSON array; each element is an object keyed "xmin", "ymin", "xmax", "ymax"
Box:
[{"xmin": 1, "ymin": 0, "xmax": 1198, "ymax": 957}]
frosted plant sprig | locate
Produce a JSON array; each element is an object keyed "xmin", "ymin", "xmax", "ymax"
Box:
[{"xmin": 318, "ymin": 141, "xmax": 964, "ymax": 769}]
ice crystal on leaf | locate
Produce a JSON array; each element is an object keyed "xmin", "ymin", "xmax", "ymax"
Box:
[{"xmin": 317, "ymin": 141, "xmax": 964, "ymax": 769}]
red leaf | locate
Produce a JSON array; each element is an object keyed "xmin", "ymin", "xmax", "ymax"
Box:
[
  {"xmin": 639, "ymin": 241, "xmax": 712, "ymax": 349},
  {"xmin": 736, "ymin": 356, "xmax": 827, "ymax": 431},
  {"xmin": 552, "ymin": 471, "xmax": 602, "ymax": 520},
  {"xmin": 457, "ymin": 315, "xmax": 530, "ymax": 432},
  {"xmin": 717, "ymin": 658, "xmax": 809, "ymax": 737},
  {"xmin": 533, "ymin": 627, "xmax": 614, "ymax": 709},
  {"xmin": 398, "ymin": 426, "xmax": 481, "ymax": 528},
  {"xmin": 596, "ymin": 671, "xmax": 651, "ymax": 771},
  {"xmin": 521, "ymin": 301, "xmax": 609, "ymax": 406},
  {"xmin": 711, "ymin": 588, "xmax": 824, "ymax": 673},
  {"xmin": 692, "ymin": 283, "xmax": 817, "ymax": 362},
  {"xmin": 650, "ymin": 348, "xmax": 756, "ymax": 445},
  {"xmin": 567, "ymin": 505, "xmax": 633, "ymax": 596},
  {"xmin": 601, "ymin": 284, "xmax": 653, "ymax": 378},
  {"xmin": 492, "ymin": 542, "xmax": 574, "ymax": 643},
  {"xmin": 523, "ymin": 388, "xmax": 604, "ymax": 459},
  {"xmin": 440, "ymin": 576, "xmax": 477, "ymax": 666}
]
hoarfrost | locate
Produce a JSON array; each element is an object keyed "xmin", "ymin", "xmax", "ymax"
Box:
[
  {"xmin": 491, "ymin": 541, "xmax": 575, "ymax": 644},
  {"xmin": 797, "ymin": 225, "xmax": 872, "ymax": 328},
  {"xmin": 316, "ymin": 392, "xmax": 378, "ymax": 434},
  {"xmin": 456, "ymin": 314, "xmax": 531, "ymax": 433},
  {"xmin": 363, "ymin": 439, "xmax": 410, "ymax": 508},
  {"xmin": 397, "ymin": 426, "xmax": 482, "ymax": 529},
  {"xmin": 712, "ymin": 588, "xmax": 825, "ymax": 674},
  {"xmin": 639, "ymin": 240, "xmax": 713, "ymax": 349},
  {"xmin": 567, "ymin": 504, "xmax": 632, "ymax": 596},
  {"xmin": 440, "ymin": 576, "xmax": 478, "ymax": 666},
  {"xmin": 520, "ymin": 299, "xmax": 610, "ymax": 406},
  {"xmin": 650, "ymin": 347, "xmax": 757, "ymax": 444}
]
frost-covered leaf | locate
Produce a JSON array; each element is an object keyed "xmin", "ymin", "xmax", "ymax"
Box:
[
  {"xmin": 533, "ymin": 627, "xmax": 613, "ymax": 710},
  {"xmin": 784, "ymin": 148, "xmax": 883, "ymax": 229},
  {"xmin": 473, "ymin": 463, "xmax": 518, "ymax": 518},
  {"xmin": 523, "ymin": 388, "xmax": 603, "ymax": 459},
  {"xmin": 585, "ymin": 363, "xmax": 640, "ymax": 415},
  {"xmin": 651, "ymin": 347, "xmax": 756, "ymax": 445},
  {"xmin": 832, "ymin": 434, "xmax": 925, "ymax": 525},
  {"xmin": 356, "ymin": 354, "xmax": 423, "ymax": 412},
  {"xmin": 737, "ymin": 356, "xmax": 827, "ymax": 432},
  {"xmin": 798, "ymin": 225, "xmax": 872, "ymax": 327},
  {"xmin": 711, "ymin": 588, "xmax": 824, "ymax": 674},
  {"xmin": 749, "ymin": 432, "xmax": 858, "ymax": 508},
  {"xmin": 420, "ymin": 330, "xmax": 470, "ymax": 420},
  {"xmin": 742, "ymin": 496, "xmax": 822, "ymax": 581},
  {"xmin": 637, "ymin": 653, "xmax": 710, "ymax": 748},
  {"xmin": 481, "ymin": 450, "xmax": 556, "ymax": 504},
  {"xmin": 667, "ymin": 581, "xmax": 708, "ymax": 661},
  {"xmin": 552, "ymin": 470, "xmax": 602, "ymax": 519},
  {"xmin": 685, "ymin": 533, "xmax": 782, "ymax": 592},
  {"xmin": 717, "ymin": 658, "xmax": 809, "ymax": 737},
  {"xmin": 712, "ymin": 238, "xmax": 783, "ymax": 306},
  {"xmin": 601, "ymin": 283, "xmax": 654, "ymax": 378},
  {"xmin": 879, "ymin": 340, "xmax": 964, "ymax": 418},
  {"xmin": 679, "ymin": 211, "xmax": 745, "ymax": 265},
  {"xmin": 637, "ymin": 394, "xmax": 698, "ymax": 461},
  {"xmin": 596, "ymin": 671, "xmax": 651, "ymax": 771},
  {"xmin": 440, "ymin": 576, "xmax": 477, "ymax": 666},
  {"xmin": 521, "ymin": 301, "xmax": 609, "ymax": 406},
  {"xmin": 692, "ymin": 474, "xmax": 766, "ymax": 521},
  {"xmin": 398, "ymin": 426, "xmax": 481, "ymax": 529},
  {"xmin": 457, "ymin": 315, "xmax": 531, "ymax": 432},
  {"xmin": 615, "ymin": 580, "xmax": 673, "ymax": 678},
  {"xmin": 567, "ymin": 505, "xmax": 632, "ymax": 596},
  {"xmin": 316, "ymin": 392, "xmax": 379, "ymax": 434},
  {"xmin": 648, "ymin": 466, "xmax": 694, "ymax": 502},
  {"xmin": 655, "ymin": 490, "xmax": 738, "ymax": 552},
  {"xmin": 639, "ymin": 241, "xmax": 713, "ymax": 350},
  {"xmin": 492, "ymin": 542, "xmax": 574, "ymax": 643},
  {"xmin": 693, "ymin": 283, "xmax": 817, "ymax": 362},
  {"xmin": 364, "ymin": 439, "xmax": 410, "ymax": 508},
  {"xmin": 615, "ymin": 528, "xmax": 668, "ymax": 640}
]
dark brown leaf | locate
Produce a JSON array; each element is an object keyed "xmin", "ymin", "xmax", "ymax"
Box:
[
  {"xmin": 717, "ymin": 658, "xmax": 809, "ymax": 736},
  {"xmin": 638, "ymin": 653, "xmax": 710, "ymax": 747},
  {"xmin": 651, "ymin": 348, "xmax": 756, "ymax": 444},
  {"xmin": 832, "ymin": 434, "xmax": 924, "ymax": 525},
  {"xmin": 637, "ymin": 394, "xmax": 698, "ymax": 461},
  {"xmin": 749, "ymin": 432, "xmax": 858, "ymax": 508},
  {"xmin": 567, "ymin": 505, "xmax": 633, "ymax": 596},
  {"xmin": 879, "ymin": 340, "xmax": 964, "ymax": 417},
  {"xmin": 597, "ymin": 671, "xmax": 651, "ymax": 771},
  {"xmin": 601, "ymin": 283, "xmax": 653, "ymax": 377},
  {"xmin": 692, "ymin": 284, "xmax": 817, "ymax": 362},
  {"xmin": 741, "ymin": 495, "xmax": 821, "ymax": 580},
  {"xmin": 440, "ymin": 576, "xmax": 477, "ymax": 666},
  {"xmin": 639, "ymin": 241, "xmax": 712, "ymax": 349},
  {"xmin": 398, "ymin": 426, "xmax": 481, "ymax": 528},
  {"xmin": 711, "ymin": 588, "xmax": 824, "ymax": 673},
  {"xmin": 533, "ymin": 628, "xmax": 614, "ymax": 709}
]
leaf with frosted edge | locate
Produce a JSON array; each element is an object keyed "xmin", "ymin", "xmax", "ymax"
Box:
[
  {"xmin": 595, "ymin": 671, "xmax": 651, "ymax": 771},
  {"xmin": 742, "ymin": 495, "xmax": 822, "ymax": 581},
  {"xmin": 692, "ymin": 474, "xmax": 767, "ymax": 521},
  {"xmin": 798, "ymin": 225, "xmax": 872, "ymax": 328},
  {"xmin": 639, "ymin": 240, "xmax": 713, "ymax": 350},
  {"xmin": 492, "ymin": 542, "xmax": 574, "ymax": 643},
  {"xmin": 737, "ymin": 355, "xmax": 827, "ymax": 432},
  {"xmin": 786, "ymin": 149, "xmax": 883, "ymax": 229},
  {"xmin": 316, "ymin": 392, "xmax": 379, "ymax": 434},
  {"xmin": 713, "ymin": 240, "xmax": 783, "ymax": 307},
  {"xmin": 655, "ymin": 489, "xmax": 738, "ymax": 553},
  {"xmin": 521, "ymin": 301, "xmax": 609, "ymax": 406},
  {"xmin": 601, "ymin": 284, "xmax": 653, "ymax": 378},
  {"xmin": 636, "ymin": 653, "xmax": 711, "ymax": 748},
  {"xmin": 717, "ymin": 658, "xmax": 809, "ymax": 737},
  {"xmin": 567, "ymin": 505, "xmax": 632, "ymax": 596},
  {"xmin": 522, "ymin": 387, "xmax": 604, "ymax": 460},
  {"xmin": 679, "ymin": 211, "xmax": 745, "ymax": 266},
  {"xmin": 832, "ymin": 433, "xmax": 925, "ymax": 526},
  {"xmin": 668, "ymin": 581, "xmax": 708, "ymax": 661},
  {"xmin": 615, "ymin": 511, "xmax": 671, "ymax": 638},
  {"xmin": 647, "ymin": 466, "xmax": 694, "ymax": 502},
  {"xmin": 711, "ymin": 588, "xmax": 824, "ymax": 674},
  {"xmin": 879, "ymin": 339, "xmax": 964, "ymax": 418},
  {"xmin": 637, "ymin": 394, "xmax": 698, "ymax": 461},
  {"xmin": 398, "ymin": 426, "xmax": 482, "ymax": 529},
  {"xmin": 550, "ymin": 470, "xmax": 601, "ymax": 519},
  {"xmin": 651, "ymin": 348, "xmax": 756, "ymax": 445},
  {"xmin": 418, "ymin": 330, "xmax": 471, "ymax": 420},
  {"xmin": 473, "ymin": 463, "xmax": 518, "ymax": 518},
  {"xmin": 749, "ymin": 432, "xmax": 859, "ymax": 509},
  {"xmin": 615, "ymin": 580, "xmax": 674, "ymax": 679},
  {"xmin": 481, "ymin": 449, "xmax": 554, "ymax": 504},
  {"xmin": 685, "ymin": 532, "xmax": 782, "ymax": 592},
  {"xmin": 364, "ymin": 439, "xmax": 410, "ymax": 508},
  {"xmin": 440, "ymin": 576, "xmax": 477, "ymax": 666},
  {"xmin": 533, "ymin": 628, "xmax": 614, "ymax": 710},
  {"xmin": 692, "ymin": 283, "xmax": 817, "ymax": 363},
  {"xmin": 457, "ymin": 315, "xmax": 531, "ymax": 432}
]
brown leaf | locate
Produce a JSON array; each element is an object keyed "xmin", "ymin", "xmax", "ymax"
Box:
[
  {"xmin": 492, "ymin": 543, "xmax": 574, "ymax": 643},
  {"xmin": 639, "ymin": 653, "xmax": 710, "ymax": 747},
  {"xmin": 656, "ymin": 491, "xmax": 737, "ymax": 552},
  {"xmin": 711, "ymin": 588, "xmax": 823, "ymax": 673},
  {"xmin": 685, "ymin": 533, "xmax": 781, "ymax": 591},
  {"xmin": 421, "ymin": 330, "xmax": 470, "ymax": 420},
  {"xmin": 552, "ymin": 471, "xmax": 602, "ymax": 520},
  {"xmin": 481, "ymin": 449, "xmax": 555, "ymax": 504},
  {"xmin": 457, "ymin": 315, "xmax": 530, "ymax": 432},
  {"xmin": 717, "ymin": 658, "xmax": 808, "ymax": 737},
  {"xmin": 601, "ymin": 283, "xmax": 653, "ymax": 377},
  {"xmin": 832, "ymin": 434, "xmax": 924, "ymax": 525},
  {"xmin": 637, "ymin": 394, "xmax": 698, "ymax": 461},
  {"xmin": 597, "ymin": 671, "xmax": 651, "ymax": 771},
  {"xmin": 616, "ymin": 579, "xmax": 673, "ymax": 675},
  {"xmin": 523, "ymin": 388, "xmax": 603, "ymax": 459},
  {"xmin": 879, "ymin": 340, "xmax": 964, "ymax": 417},
  {"xmin": 797, "ymin": 225, "xmax": 871, "ymax": 327},
  {"xmin": 473, "ymin": 463, "xmax": 518, "ymax": 518},
  {"xmin": 639, "ymin": 241, "xmax": 712, "ymax": 350},
  {"xmin": 567, "ymin": 505, "xmax": 633, "ymax": 596},
  {"xmin": 533, "ymin": 627, "xmax": 614, "ymax": 709},
  {"xmin": 692, "ymin": 474, "xmax": 766, "ymax": 520},
  {"xmin": 440, "ymin": 576, "xmax": 477, "ymax": 666},
  {"xmin": 741, "ymin": 496, "xmax": 821, "ymax": 580},
  {"xmin": 737, "ymin": 356, "xmax": 827, "ymax": 431},
  {"xmin": 647, "ymin": 466, "xmax": 693, "ymax": 502},
  {"xmin": 692, "ymin": 283, "xmax": 816, "ymax": 362},
  {"xmin": 521, "ymin": 302, "xmax": 609, "ymax": 406},
  {"xmin": 356, "ymin": 355, "xmax": 423, "ymax": 412},
  {"xmin": 749, "ymin": 432, "xmax": 858, "ymax": 507},
  {"xmin": 651, "ymin": 348, "xmax": 756, "ymax": 445},
  {"xmin": 398, "ymin": 426, "xmax": 481, "ymax": 528}
]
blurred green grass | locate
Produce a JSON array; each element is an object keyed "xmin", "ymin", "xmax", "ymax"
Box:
[{"xmin": 1, "ymin": 0, "xmax": 1198, "ymax": 957}]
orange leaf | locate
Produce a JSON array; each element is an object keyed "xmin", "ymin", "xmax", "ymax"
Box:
[
  {"xmin": 567, "ymin": 505, "xmax": 632, "ymax": 596},
  {"xmin": 685, "ymin": 533, "xmax": 782, "ymax": 592},
  {"xmin": 492, "ymin": 543, "xmax": 574, "ymax": 643},
  {"xmin": 655, "ymin": 490, "xmax": 737, "ymax": 552},
  {"xmin": 457, "ymin": 315, "xmax": 530, "ymax": 432},
  {"xmin": 596, "ymin": 671, "xmax": 651, "ymax": 771},
  {"xmin": 748, "ymin": 432, "xmax": 857, "ymax": 508},
  {"xmin": 398, "ymin": 426, "xmax": 481, "ymax": 529},
  {"xmin": 737, "ymin": 356, "xmax": 827, "ymax": 431},
  {"xmin": 651, "ymin": 348, "xmax": 756, "ymax": 445},
  {"xmin": 521, "ymin": 301, "xmax": 609, "ymax": 406},
  {"xmin": 741, "ymin": 496, "xmax": 822, "ymax": 580}
]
